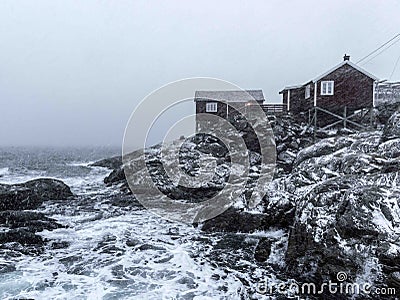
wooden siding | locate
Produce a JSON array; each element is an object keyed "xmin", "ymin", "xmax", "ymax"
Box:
[
  {"xmin": 196, "ymin": 101, "xmax": 227, "ymax": 119},
  {"xmin": 282, "ymin": 91, "xmax": 288, "ymax": 110},
  {"xmin": 315, "ymin": 64, "xmax": 374, "ymax": 114}
]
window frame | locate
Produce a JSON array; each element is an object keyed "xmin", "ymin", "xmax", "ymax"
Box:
[
  {"xmin": 205, "ymin": 102, "xmax": 218, "ymax": 112},
  {"xmin": 321, "ymin": 81, "xmax": 334, "ymax": 96}
]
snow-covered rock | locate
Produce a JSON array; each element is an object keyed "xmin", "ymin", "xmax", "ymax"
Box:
[{"xmin": 280, "ymin": 123, "xmax": 400, "ymax": 295}]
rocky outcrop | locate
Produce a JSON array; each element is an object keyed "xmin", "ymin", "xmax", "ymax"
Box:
[
  {"xmin": 281, "ymin": 126, "xmax": 400, "ymax": 294},
  {"xmin": 0, "ymin": 178, "xmax": 71, "ymax": 255},
  {"xmin": 104, "ymin": 167, "xmax": 126, "ymax": 186},
  {"xmin": 0, "ymin": 228, "xmax": 45, "ymax": 246},
  {"xmin": 201, "ymin": 208, "xmax": 265, "ymax": 233},
  {"xmin": 91, "ymin": 156, "xmax": 128, "ymax": 187},
  {"xmin": 0, "ymin": 211, "xmax": 64, "ymax": 232},
  {"xmin": 90, "ymin": 156, "xmax": 122, "ymax": 170},
  {"xmin": 0, "ymin": 178, "xmax": 73, "ymax": 211},
  {"xmin": 270, "ymin": 115, "xmax": 314, "ymax": 174},
  {"xmin": 254, "ymin": 237, "xmax": 273, "ymax": 262},
  {"xmin": 200, "ymin": 109, "xmax": 400, "ymax": 295}
]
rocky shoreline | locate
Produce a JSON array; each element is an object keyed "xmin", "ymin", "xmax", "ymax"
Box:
[
  {"xmin": 95, "ymin": 101, "xmax": 400, "ymax": 297},
  {"xmin": 1, "ymin": 101, "xmax": 399, "ymax": 298}
]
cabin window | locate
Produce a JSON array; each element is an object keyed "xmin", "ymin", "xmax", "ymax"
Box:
[
  {"xmin": 305, "ymin": 84, "xmax": 311, "ymax": 99},
  {"xmin": 321, "ymin": 81, "xmax": 334, "ymax": 95},
  {"xmin": 206, "ymin": 102, "xmax": 218, "ymax": 112}
]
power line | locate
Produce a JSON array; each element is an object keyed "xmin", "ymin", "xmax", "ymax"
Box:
[
  {"xmin": 360, "ymin": 36, "xmax": 400, "ymax": 65},
  {"xmin": 357, "ymin": 33, "xmax": 400, "ymax": 64},
  {"xmin": 389, "ymin": 53, "xmax": 400, "ymax": 80}
]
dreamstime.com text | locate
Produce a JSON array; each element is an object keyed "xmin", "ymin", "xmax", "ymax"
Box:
[{"xmin": 256, "ymin": 272, "xmax": 396, "ymax": 297}]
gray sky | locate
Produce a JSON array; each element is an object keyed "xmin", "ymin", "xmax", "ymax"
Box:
[{"xmin": 1, "ymin": 0, "xmax": 399, "ymax": 147}]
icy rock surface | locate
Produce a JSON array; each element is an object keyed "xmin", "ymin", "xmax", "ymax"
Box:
[{"xmin": 283, "ymin": 124, "xmax": 400, "ymax": 293}]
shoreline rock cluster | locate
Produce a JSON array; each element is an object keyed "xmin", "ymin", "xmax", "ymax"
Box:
[
  {"xmin": 99, "ymin": 101, "xmax": 400, "ymax": 296},
  {"xmin": 0, "ymin": 178, "xmax": 73, "ymax": 265}
]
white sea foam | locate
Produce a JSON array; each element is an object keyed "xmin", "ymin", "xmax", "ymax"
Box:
[
  {"xmin": 61, "ymin": 166, "xmax": 112, "ymax": 195},
  {"xmin": 66, "ymin": 161, "xmax": 96, "ymax": 167},
  {"xmin": 0, "ymin": 170, "xmax": 45, "ymax": 185},
  {"xmin": 0, "ymin": 151, "xmax": 275, "ymax": 299},
  {"xmin": 2, "ymin": 208, "xmax": 245, "ymax": 299}
]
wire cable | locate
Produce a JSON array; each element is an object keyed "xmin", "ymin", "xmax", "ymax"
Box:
[
  {"xmin": 360, "ymin": 37, "xmax": 400, "ymax": 65},
  {"xmin": 357, "ymin": 33, "xmax": 400, "ymax": 64},
  {"xmin": 389, "ymin": 53, "xmax": 400, "ymax": 80}
]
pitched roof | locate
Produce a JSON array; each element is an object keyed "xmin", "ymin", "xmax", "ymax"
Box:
[
  {"xmin": 279, "ymin": 61, "xmax": 378, "ymax": 93},
  {"xmin": 194, "ymin": 90, "xmax": 265, "ymax": 102},
  {"xmin": 312, "ymin": 61, "xmax": 379, "ymax": 82}
]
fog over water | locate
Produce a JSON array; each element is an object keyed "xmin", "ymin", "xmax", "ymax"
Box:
[{"xmin": 0, "ymin": 0, "xmax": 399, "ymax": 147}]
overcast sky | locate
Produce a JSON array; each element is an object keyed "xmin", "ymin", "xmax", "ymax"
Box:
[{"xmin": 0, "ymin": 0, "xmax": 399, "ymax": 147}]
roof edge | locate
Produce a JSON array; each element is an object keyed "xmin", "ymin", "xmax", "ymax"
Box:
[
  {"xmin": 312, "ymin": 61, "xmax": 379, "ymax": 83},
  {"xmin": 194, "ymin": 89, "xmax": 265, "ymax": 102},
  {"xmin": 279, "ymin": 84, "xmax": 303, "ymax": 93}
]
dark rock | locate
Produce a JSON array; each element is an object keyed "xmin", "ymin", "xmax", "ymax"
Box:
[
  {"xmin": 262, "ymin": 189, "xmax": 296, "ymax": 229},
  {"xmin": 381, "ymin": 160, "xmax": 400, "ymax": 173},
  {"xmin": 126, "ymin": 238, "xmax": 140, "ymax": 247},
  {"xmin": 0, "ymin": 178, "xmax": 73, "ymax": 211},
  {"xmin": 50, "ymin": 241, "xmax": 70, "ymax": 249},
  {"xmin": 0, "ymin": 210, "xmax": 64, "ymax": 232},
  {"xmin": 0, "ymin": 228, "xmax": 44, "ymax": 245},
  {"xmin": 104, "ymin": 167, "xmax": 126, "ymax": 185},
  {"xmin": 90, "ymin": 156, "xmax": 123, "ymax": 170},
  {"xmin": 109, "ymin": 194, "xmax": 140, "ymax": 207},
  {"xmin": 254, "ymin": 237, "xmax": 272, "ymax": 262},
  {"xmin": 270, "ymin": 115, "xmax": 315, "ymax": 175},
  {"xmin": 0, "ymin": 180, "xmax": 69, "ymax": 255},
  {"xmin": 21, "ymin": 178, "xmax": 73, "ymax": 200},
  {"xmin": 201, "ymin": 208, "xmax": 265, "ymax": 233},
  {"xmin": 137, "ymin": 244, "xmax": 166, "ymax": 251},
  {"xmin": 162, "ymin": 185, "xmax": 224, "ymax": 202}
]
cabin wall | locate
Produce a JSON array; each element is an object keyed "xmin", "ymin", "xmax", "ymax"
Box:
[
  {"xmin": 196, "ymin": 100, "xmax": 264, "ymax": 120},
  {"xmin": 195, "ymin": 101, "xmax": 227, "ymax": 131},
  {"xmin": 316, "ymin": 64, "xmax": 374, "ymax": 114},
  {"xmin": 282, "ymin": 92, "xmax": 288, "ymax": 110},
  {"xmin": 196, "ymin": 101, "xmax": 227, "ymax": 118},
  {"xmin": 288, "ymin": 88, "xmax": 305, "ymax": 115},
  {"xmin": 280, "ymin": 87, "xmax": 313, "ymax": 119}
]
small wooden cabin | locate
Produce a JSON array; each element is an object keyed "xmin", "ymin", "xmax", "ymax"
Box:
[
  {"xmin": 280, "ymin": 55, "xmax": 378, "ymax": 117},
  {"xmin": 194, "ymin": 90, "xmax": 263, "ymax": 122}
]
